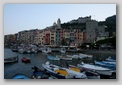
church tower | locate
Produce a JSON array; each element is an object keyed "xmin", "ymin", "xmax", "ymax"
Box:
[{"xmin": 57, "ymin": 18, "xmax": 61, "ymax": 28}]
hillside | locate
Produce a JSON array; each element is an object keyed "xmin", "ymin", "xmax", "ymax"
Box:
[
  {"xmin": 99, "ymin": 15, "xmax": 116, "ymax": 36},
  {"xmin": 61, "ymin": 23, "xmax": 86, "ymax": 31},
  {"xmin": 61, "ymin": 15, "xmax": 116, "ymax": 36}
]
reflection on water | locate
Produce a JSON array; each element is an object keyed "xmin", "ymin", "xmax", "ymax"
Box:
[{"xmin": 4, "ymin": 48, "xmax": 116, "ymax": 79}]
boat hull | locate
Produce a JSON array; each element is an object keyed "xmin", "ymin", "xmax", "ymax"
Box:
[
  {"xmin": 12, "ymin": 74, "xmax": 30, "ymax": 79},
  {"xmin": 77, "ymin": 64, "xmax": 113, "ymax": 76},
  {"xmin": 47, "ymin": 55, "xmax": 60, "ymax": 60},
  {"xmin": 4, "ymin": 56, "xmax": 18, "ymax": 64},
  {"xmin": 42, "ymin": 64, "xmax": 66, "ymax": 79},
  {"xmin": 69, "ymin": 65, "xmax": 100, "ymax": 79},
  {"xmin": 95, "ymin": 61, "xmax": 116, "ymax": 70},
  {"xmin": 21, "ymin": 57, "xmax": 30, "ymax": 63},
  {"xmin": 42, "ymin": 62, "xmax": 87, "ymax": 79}
]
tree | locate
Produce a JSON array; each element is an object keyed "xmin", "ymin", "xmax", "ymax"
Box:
[{"xmin": 96, "ymin": 36, "xmax": 116, "ymax": 47}]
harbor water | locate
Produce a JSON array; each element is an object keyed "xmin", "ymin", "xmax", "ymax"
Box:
[{"xmin": 4, "ymin": 48, "xmax": 116, "ymax": 79}]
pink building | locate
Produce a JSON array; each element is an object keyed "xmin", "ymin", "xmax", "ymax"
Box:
[
  {"xmin": 43, "ymin": 29, "xmax": 50, "ymax": 45},
  {"xmin": 45, "ymin": 33, "xmax": 50, "ymax": 45}
]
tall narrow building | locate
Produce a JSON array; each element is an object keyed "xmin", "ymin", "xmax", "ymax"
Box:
[{"xmin": 86, "ymin": 20, "xmax": 98, "ymax": 43}]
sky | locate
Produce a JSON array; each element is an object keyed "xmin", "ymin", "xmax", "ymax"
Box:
[{"xmin": 4, "ymin": 4, "xmax": 116, "ymax": 35}]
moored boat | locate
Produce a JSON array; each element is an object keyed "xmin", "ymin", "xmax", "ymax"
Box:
[
  {"xmin": 67, "ymin": 53, "xmax": 93, "ymax": 59},
  {"xmin": 12, "ymin": 74, "xmax": 30, "ymax": 79},
  {"xmin": 21, "ymin": 57, "xmax": 30, "ymax": 63},
  {"xmin": 25, "ymin": 47, "xmax": 31, "ymax": 54},
  {"xmin": 68, "ymin": 65, "xmax": 100, "ymax": 79},
  {"xmin": 42, "ymin": 62, "xmax": 87, "ymax": 79},
  {"xmin": 11, "ymin": 48, "xmax": 18, "ymax": 52},
  {"xmin": 4, "ymin": 56, "xmax": 18, "ymax": 64},
  {"xmin": 31, "ymin": 66, "xmax": 57, "ymax": 79},
  {"xmin": 31, "ymin": 48, "xmax": 38, "ymax": 53},
  {"xmin": 106, "ymin": 57, "xmax": 116, "ymax": 62},
  {"xmin": 60, "ymin": 48, "xmax": 66, "ymax": 54},
  {"xmin": 47, "ymin": 55, "xmax": 60, "ymax": 60},
  {"xmin": 42, "ymin": 47, "xmax": 52, "ymax": 54},
  {"xmin": 18, "ymin": 48, "xmax": 25, "ymax": 54},
  {"xmin": 64, "ymin": 46, "xmax": 78, "ymax": 52},
  {"xmin": 11, "ymin": 44, "xmax": 18, "ymax": 52},
  {"xmin": 77, "ymin": 62, "xmax": 115, "ymax": 76},
  {"xmin": 71, "ymin": 55, "xmax": 79, "ymax": 59},
  {"xmin": 56, "ymin": 55, "xmax": 72, "ymax": 60},
  {"xmin": 102, "ymin": 61, "xmax": 116, "ymax": 65},
  {"xmin": 42, "ymin": 62, "xmax": 67, "ymax": 79},
  {"xmin": 95, "ymin": 61, "xmax": 116, "ymax": 70},
  {"xmin": 79, "ymin": 53, "xmax": 93, "ymax": 59}
]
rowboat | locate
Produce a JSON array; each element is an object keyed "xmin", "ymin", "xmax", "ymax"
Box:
[{"xmin": 4, "ymin": 56, "xmax": 18, "ymax": 64}]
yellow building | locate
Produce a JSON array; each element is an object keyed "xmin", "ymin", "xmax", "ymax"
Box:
[{"xmin": 50, "ymin": 30, "xmax": 56, "ymax": 45}]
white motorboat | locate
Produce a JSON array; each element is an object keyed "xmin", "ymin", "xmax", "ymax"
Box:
[
  {"xmin": 68, "ymin": 65, "xmax": 100, "ymax": 79},
  {"xmin": 77, "ymin": 62, "xmax": 114, "ymax": 76},
  {"xmin": 42, "ymin": 62, "xmax": 87, "ymax": 79}
]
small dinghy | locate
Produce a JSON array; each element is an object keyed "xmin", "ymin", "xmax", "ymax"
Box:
[
  {"xmin": 21, "ymin": 57, "xmax": 30, "ymax": 63},
  {"xmin": 12, "ymin": 74, "xmax": 30, "ymax": 79}
]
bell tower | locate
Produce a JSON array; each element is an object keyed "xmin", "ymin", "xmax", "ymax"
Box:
[{"xmin": 57, "ymin": 18, "xmax": 61, "ymax": 28}]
